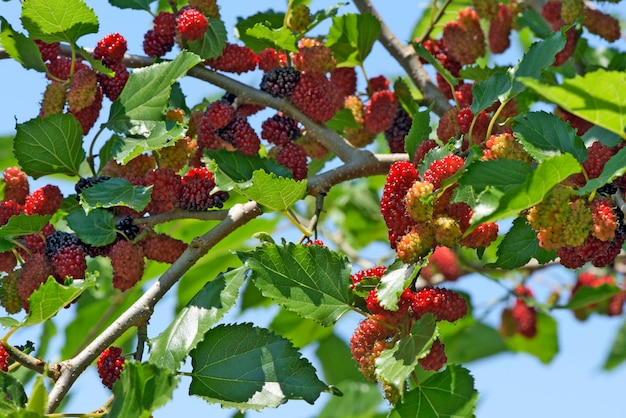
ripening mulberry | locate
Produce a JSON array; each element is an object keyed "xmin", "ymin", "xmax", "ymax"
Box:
[
  {"xmin": 144, "ymin": 168, "xmax": 182, "ymax": 215},
  {"xmin": 50, "ymin": 243, "xmax": 87, "ymax": 281},
  {"xmin": 39, "ymin": 82, "xmax": 67, "ymax": 118},
  {"xmin": 176, "ymin": 6, "xmax": 209, "ymax": 41},
  {"xmin": 418, "ymin": 338, "xmax": 447, "ymax": 371},
  {"xmin": 180, "ymin": 166, "xmax": 228, "ymax": 211},
  {"xmin": 483, "ymin": 133, "xmax": 533, "ymax": 163},
  {"xmin": 442, "ymin": 8, "xmax": 486, "ymax": 65},
  {"xmin": 591, "ymin": 197, "xmax": 618, "ymax": 241},
  {"xmin": 204, "ymin": 100, "xmax": 235, "ymax": 130},
  {"xmin": 35, "ymin": 40, "xmax": 60, "ymax": 62},
  {"xmin": 217, "ymin": 116, "xmax": 261, "ymax": 156},
  {"xmin": 262, "ymin": 113, "xmax": 301, "ymax": 146},
  {"xmin": 292, "ymin": 38, "xmax": 336, "ymax": 74},
  {"xmin": 257, "ymin": 48, "xmax": 288, "ymax": 72},
  {"xmin": 97, "ymin": 346, "xmax": 125, "ymax": 389},
  {"xmin": 109, "ymin": 240, "xmax": 145, "ymax": 292},
  {"xmin": 17, "ymin": 253, "xmax": 53, "ymax": 306},
  {"xmin": 437, "ymin": 107, "xmax": 461, "ymax": 144},
  {"xmin": 275, "ymin": 142, "xmax": 309, "ymax": 181},
  {"xmin": 395, "ymin": 224, "xmax": 436, "ymax": 264},
  {"xmin": 330, "ymin": 67, "xmax": 357, "ymax": 100},
  {"xmin": 420, "ymin": 246, "xmax": 465, "ymax": 282},
  {"xmin": 98, "ymin": 61, "xmax": 129, "ymax": 101},
  {"xmin": 423, "ymin": 154, "xmax": 465, "ymax": 190},
  {"xmin": 23, "ymin": 185, "xmax": 63, "ymax": 216},
  {"xmin": 3, "ymin": 167, "xmax": 29, "ymax": 205},
  {"xmin": 460, "ymin": 222, "xmax": 499, "ymax": 248},
  {"xmin": 488, "ymin": 4, "xmax": 514, "ymax": 54},
  {"xmin": 350, "ymin": 316, "xmax": 397, "ymax": 381},
  {"xmin": 380, "ymin": 161, "xmax": 419, "ymax": 248},
  {"xmin": 138, "ymin": 232, "xmax": 187, "ymax": 264},
  {"xmin": 511, "ymin": 285, "xmax": 537, "ymax": 338},
  {"xmin": 412, "ymin": 286, "xmax": 468, "ymax": 322},
  {"xmin": 94, "ymin": 33, "xmax": 127, "ymax": 65},
  {"xmin": 289, "ymin": 72, "xmax": 338, "ymax": 123},
  {"xmin": 205, "ymin": 43, "xmax": 258, "ymax": 74},
  {"xmin": 69, "ymin": 86, "xmax": 103, "ymax": 135},
  {"xmin": 67, "ymin": 67, "xmax": 98, "ymax": 113},
  {"xmin": 0, "ymin": 271, "xmax": 22, "ymax": 314},
  {"xmin": 0, "ymin": 343, "xmax": 9, "ymax": 372},
  {"xmin": 405, "ymin": 180, "xmax": 435, "ymax": 223},
  {"xmin": 582, "ymin": 8, "xmax": 621, "ymax": 43},
  {"xmin": 363, "ymin": 90, "xmax": 398, "ymax": 135}
]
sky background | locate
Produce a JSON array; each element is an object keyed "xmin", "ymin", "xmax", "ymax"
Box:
[{"xmin": 1, "ymin": 1, "xmax": 626, "ymax": 417}]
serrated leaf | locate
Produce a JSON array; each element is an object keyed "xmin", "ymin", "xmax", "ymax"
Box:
[
  {"xmin": 375, "ymin": 314, "xmax": 437, "ymax": 392},
  {"xmin": 0, "ymin": 371, "xmax": 27, "ymax": 412},
  {"xmin": 578, "ymin": 146, "xmax": 626, "ymax": 194},
  {"xmin": 327, "ymin": 13, "xmax": 381, "ymax": 66},
  {"xmin": 0, "ymin": 18, "xmax": 47, "ymax": 72},
  {"xmin": 521, "ymin": 69, "xmax": 626, "ymax": 139},
  {"xmin": 458, "ymin": 159, "xmax": 532, "ymax": 194},
  {"xmin": 21, "ymin": 0, "xmax": 99, "ymax": 44},
  {"xmin": 77, "ymin": 46, "xmax": 114, "ymax": 77},
  {"xmin": 107, "ymin": 51, "xmax": 202, "ymax": 135},
  {"xmin": 490, "ymin": 216, "xmax": 556, "ymax": 269},
  {"xmin": 235, "ymin": 11, "xmax": 285, "ymax": 52},
  {"xmin": 186, "ymin": 17, "xmax": 228, "ymax": 60},
  {"xmin": 389, "ymin": 365, "xmax": 478, "ymax": 418},
  {"xmin": 0, "ymin": 214, "xmax": 51, "ymax": 238},
  {"xmin": 514, "ymin": 111, "xmax": 587, "ymax": 162},
  {"xmin": 239, "ymin": 243, "xmax": 353, "ymax": 326},
  {"xmin": 22, "ymin": 275, "xmax": 96, "ymax": 327},
  {"xmin": 108, "ymin": 0, "xmax": 156, "ymax": 11},
  {"xmin": 65, "ymin": 209, "xmax": 116, "ymax": 246},
  {"xmin": 205, "ymin": 149, "xmax": 292, "ymax": 191},
  {"xmin": 510, "ymin": 30, "xmax": 566, "ymax": 95},
  {"xmin": 404, "ymin": 107, "xmax": 431, "ymax": 158},
  {"xmin": 563, "ymin": 284, "xmax": 622, "ymax": 310},
  {"xmin": 149, "ymin": 267, "xmax": 249, "ymax": 371},
  {"xmin": 604, "ymin": 318, "xmax": 626, "ymax": 370},
  {"xmin": 394, "ymin": 77, "xmax": 421, "ymax": 117},
  {"xmin": 110, "ymin": 122, "xmax": 186, "ymax": 164},
  {"xmin": 307, "ymin": 3, "xmax": 346, "ymax": 35},
  {"xmin": 0, "ymin": 317, "xmax": 20, "ymax": 329},
  {"xmin": 244, "ymin": 22, "xmax": 298, "ymax": 53},
  {"xmin": 79, "ymin": 177, "xmax": 152, "ymax": 213},
  {"xmin": 471, "ymin": 71, "xmax": 512, "ymax": 114},
  {"xmin": 238, "ymin": 171, "xmax": 306, "ymax": 212},
  {"xmin": 471, "ymin": 154, "xmax": 581, "ymax": 226},
  {"xmin": 14, "ymin": 114, "xmax": 85, "ymax": 179},
  {"xmin": 376, "ymin": 262, "xmax": 418, "ymax": 311},
  {"xmin": 189, "ymin": 323, "xmax": 329, "ymax": 411},
  {"xmin": 414, "ymin": 43, "xmax": 458, "ymax": 90},
  {"xmin": 105, "ymin": 362, "xmax": 178, "ymax": 418}
]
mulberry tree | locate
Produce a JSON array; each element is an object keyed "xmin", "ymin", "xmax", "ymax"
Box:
[{"xmin": 0, "ymin": 0, "xmax": 625, "ymax": 416}]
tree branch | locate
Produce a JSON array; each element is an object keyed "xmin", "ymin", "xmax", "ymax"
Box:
[
  {"xmin": 46, "ymin": 200, "xmax": 262, "ymax": 413},
  {"xmin": 352, "ymin": 0, "xmax": 452, "ymax": 116}
]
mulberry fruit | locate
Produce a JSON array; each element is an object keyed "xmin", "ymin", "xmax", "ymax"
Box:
[
  {"xmin": 23, "ymin": 185, "xmax": 63, "ymax": 216},
  {"xmin": 137, "ymin": 232, "xmax": 187, "ymax": 264},
  {"xmin": 109, "ymin": 240, "xmax": 145, "ymax": 292},
  {"xmin": 289, "ymin": 72, "xmax": 338, "ymax": 123},
  {"xmin": 176, "ymin": 6, "xmax": 209, "ymax": 41},
  {"xmin": 97, "ymin": 346, "xmax": 125, "ymax": 389},
  {"xmin": 363, "ymin": 90, "xmax": 398, "ymax": 134},
  {"xmin": 205, "ymin": 43, "xmax": 258, "ymax": 74},
  {"xmin": 3, "ymin": 167, "xmax": 29, "ymax": 205},
  {"xmin": 412, "ymin": 286, "xmax": 467, "ymax": 322},
  {"xmin": 94, "ymin": 33, "xmax": 127, "ymax": 65}
]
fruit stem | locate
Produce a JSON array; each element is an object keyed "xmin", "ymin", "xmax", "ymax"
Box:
[{"xmin": 283, "ymin": 209, "xmax": 312, "ymax": 237}]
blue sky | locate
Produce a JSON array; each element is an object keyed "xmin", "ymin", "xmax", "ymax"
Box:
[{"xmin": 1, "ymin": 1, "xmax": 626, "ymax": 417}]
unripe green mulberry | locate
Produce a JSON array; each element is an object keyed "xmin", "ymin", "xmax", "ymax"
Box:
[
  {"xmin": 0, "ymin": 271, "xmax": 23, "ymax": 314},
  {"xmin": 560, "ymin": 0, "xmax": 584, "ymax": 24},
  {"xmin": 286, "ymin": 4, "xmax": 312, "ymax": 33},
  {"xmin": 39, "ymin": 82, "xmax": 67, "ymax": 118},
  {"xmin": 396, "ymin": 224, "xmax": 435, "ymax": 264},
  {"xmin": 432, "ymin": 215, "xmax": 462, "ymax": 247},
  {"xmin": 405, "ymin": 181, "xmax": 435, "ymax": 223}
]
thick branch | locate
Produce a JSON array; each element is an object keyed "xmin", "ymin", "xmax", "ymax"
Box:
[
  {"xmin": 352, "ymin": 0, "xmax": 452, "ymax": 116},
  {"xmin": 46, "ymin": 200, "xmax": 262, "ymax": 413}
]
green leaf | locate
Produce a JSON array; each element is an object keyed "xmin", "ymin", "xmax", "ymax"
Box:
[
  {"xmin": 0, "ymin": 372, "xmax": 27, "ymax": 412},
  {"xmin": 375, "ymin": 314, "xmax": 438, "ymax": 392},
  {"xmin": 206, "ymin": 149, "xmax": 292, "ymax": 190},
  {"xmin": 108, "ymin": 0, "xmax": 156, "ymax": 11},
  {"xmin": 521, "ymin": 69, "xmax": 626, "ymax": 139},
  {"xmin": 578, "ymin": 146, "xmax": 626, "ymax": 194},
  {"xmin": 604, "ymin": 317, "xmax": 626, "ymax": 370},
  {"xmin": 25, "ymin": 376, "xmax": 47, "ymax": 414},
  {"xmin": 376, "ymin": 262, "xmax": 419, "ymax": 311},
  {"xmin": 22, "ymin": 275, "xmax": 96, "ymax": 327},
  {"xmin": 511, "ymin": 30, "xmax": 566, "ymax": 95},
  {"xmin": 563, "ymin": 284, "xmax": 622, "ymax": 310},
  {"xmin": 471, "ymin": 154, "xmax": 581, "ymax": 226},
  {"xmin": 439, "ymin": 320, "xmax": 508, "ymax": 364},
  {"xmin": 239, "ymin": 243, "xmax": 353, "ymax": 326},
  {"xmin": 389, "ymin": 365, "xmax": 478, "ymax": 418},
  {"xmin": 105, "ymin": 362, "xmax": 178, "ymax": 418},
  {"xmin": 327, "ymin": 13, "xmax": 381, "ymax": 66},
  {"xmin": 458, "ymin": 159, "xmax": 532, "ymax": 195},
  {"xmin": 235, "ymin": 11, "xmax": 286, "ymax": 53},
  {"xmin": 513, "ymin": 111, "xmax": 587, "ymax": 162},
  {"xmin": 316, "ymin": 334, "xmax": 365, "ymax": 384},
  {"xmin": 110, "ymin": 122, "xmax": 186, "ymax": 164},
  {"xmin": 237, "ymin": 171, "xmax": 306, "ymax": 212},
  {"xmin": 149, "ymin": 267, "xmax": 249, "ymax": 371},
  {"xmin": 65, "ymin": 209, "xmax": 116, "ymax": 246},
  {"xmin": 270, "ymin": 309, "xmax": 333, "ymax": 348},
  {"xmin": 79, "ymin": 178, "xmax": 152, "ymax": 213},
  {"xmin": 318, "ymin": 380, "xmax": 383, "ymax": 418},
  {"xmin": 490, "ymin": 217, "xmax": 556, "ymax": 269},
  {"xmin": 21, "ymin": 0, "xmax": 99, "ymax": 44},
  {"xmin": 186, "ymin": 17, "xmax": 228, "ymax": 60},
  {"xmin": 107, "ymin": 51, "xmax": 202, "ymax": 135},
  {"xmin": 471, "ymin": 71, "xmax": 512, "ymax": 114},
  {"xmin": 0, "ymin": 18, "xmax": 47, "ymax": 72},
  {"xmin": 325, "ymin": 108, "xmax": 361, "ymax": 133},
  {"xmin": 14, "ymin": 114, "xmax": 86, "ymax": 179},
  {"xmin": 0, "ymin": 214, "xmax": 51, "ymax": 238},
  {"xmin": 77, "ymin": 46, "xmax": 114, "ymax": 77},
  {"xmin": 505, "ymin": 312, "xmax": 558, "ymax": 364},
  {"xmin": 404, "ymin": 107, "xmax": 431, "ymax": 158},
  {"xmin": 189, "ymin": 323, "xmax": 329, "ymax": 411},
  {"xmin": 244, "ymin": 23, "xmax": 298, "ymax": 53}
]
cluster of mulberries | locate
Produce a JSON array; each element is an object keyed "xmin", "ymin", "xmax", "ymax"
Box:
[
  {"xmin": 37, "ymin": 33, "xmax": 130, "ymax": 134},
  {"xmin": 381, "ymin": 156, "xmax": 498, "ymax": 264},
  {"xmin": 349, "ymin": 264, "xmax": 468, "ymax": 394}
]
